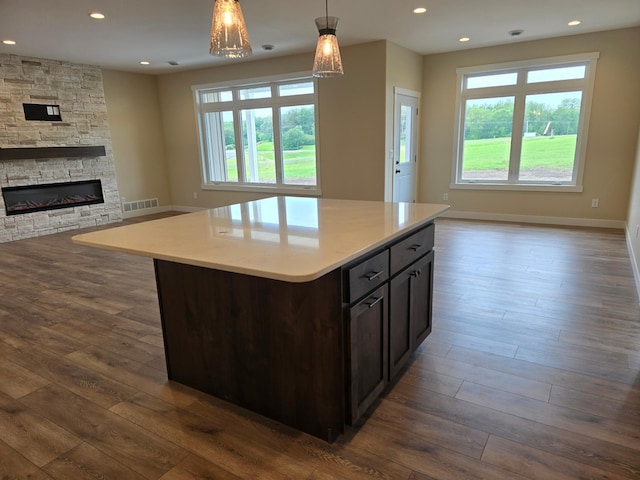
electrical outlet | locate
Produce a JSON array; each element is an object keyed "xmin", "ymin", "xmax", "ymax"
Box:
[
  {"xmin": 193, "ymin": 191, "xmax": 198, "ymax": 199},
  {"xmin": 443, "ymin": 193, "xmax": 449, "ymax": 201},
  {"xmin": 591, "ymin": 198, "xmax": 599, "ymax": 208}
]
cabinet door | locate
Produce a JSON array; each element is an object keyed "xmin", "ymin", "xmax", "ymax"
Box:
[
  {"xmin": 389, "ymin": 251, "xmax": 435, "ymax": 381},
  {"xmin": 389, "ymin": 267, "xmax": 413, "ymax": 381},
  {"xmin": 411, "ymin": 251, "xmax": 434, "ymax": 350},
  {"xmin": 346, "ymin": 285, "xmax": 389, "ymax": 425}
]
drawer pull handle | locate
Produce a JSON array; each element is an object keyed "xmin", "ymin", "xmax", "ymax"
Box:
[
  {"xmin": 411, "ymin": 269, "xmax": 422, "ymax": 278},
  {"xmin": 365, "ymin": 270, "xmax": 383, "ymax": 281},
  {"xmin": 408, "ymin": 244, "xmax": 422, "ymax": 252},
  {"xmin": 366, "ymin": 296, "xmax": 383, "ymax": 308}
]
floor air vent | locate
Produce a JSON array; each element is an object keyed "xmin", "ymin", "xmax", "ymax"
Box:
[{"xmin": 122, "ymin": 197, "xmax": 159, "ymax": 213}]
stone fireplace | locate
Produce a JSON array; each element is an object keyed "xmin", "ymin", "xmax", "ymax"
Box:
[{"xmin": 0, "ymin": 54, "xmax": 122, "ymax": 243}]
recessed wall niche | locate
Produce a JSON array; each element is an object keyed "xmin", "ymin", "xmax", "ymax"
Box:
[{"xmin": 23, "ymin": 103, "xmax": 62, "ymax": 121}]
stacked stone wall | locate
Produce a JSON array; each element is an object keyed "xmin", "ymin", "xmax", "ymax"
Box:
[{"xmin": 0, "ymin": 54, "xmax": 122, "ymax": 242}]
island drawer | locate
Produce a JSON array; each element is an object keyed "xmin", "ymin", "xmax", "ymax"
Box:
[
  {"xmin": 390, "ymin": 223, "xmax": 434, "ymax": 276},
  {"xmin": 344, "ymin": 249, "xmax": 389, "ymax": 304}
]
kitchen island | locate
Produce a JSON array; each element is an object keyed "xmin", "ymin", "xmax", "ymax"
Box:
[{"xmin": 73, "ymin": 196, "xmax": 449, "ymax": 442}]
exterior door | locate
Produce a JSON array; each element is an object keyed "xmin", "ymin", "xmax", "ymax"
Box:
[{"xmin": 393, "ymin": 92, "xmax": 420, "ymax": 203}]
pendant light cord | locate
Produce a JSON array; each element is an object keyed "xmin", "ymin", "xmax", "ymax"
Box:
[{"xmin": 325, "ymin": 0, "xmax": 328, "ymax": 25}]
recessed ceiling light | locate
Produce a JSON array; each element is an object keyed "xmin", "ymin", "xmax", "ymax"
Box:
[
  {"xmin": 89, "ymin": 12, "xmax": 105, "ymax": 19},
  {"xmin": 139, "ymin": 61, "xmax": 150, "ymax": 65},
  {"xmin": 413, "ymin": 7, "xmax": 427, "ymax": 14},
  {"xmin": 509, "ymin": 29, "xmax": 524, "ymax": 37},
  {"xmin": 2, "ymin": 40, "xmax": 16, "ymax": 45},
  {"xmin": 262, "ymin": 44, "xmax": 275, "ymax": 51},
  {"xmin": 459, "ymin": 37, "xmax": 470, "ymax": 43},
  {"xmin": 568, "ymin": 20, "xmax": 581, "ymax": 26}
]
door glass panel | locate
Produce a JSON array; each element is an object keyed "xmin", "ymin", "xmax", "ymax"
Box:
[
  {"xmin": 240, "ymin": 108, "xmax": 275, "ymax": 183},
  {"xmin": 280, "ymin": 105, "xmax": 317, "ymax": 185},
  {"xmin": 461, "ymin": 96, "xmax": 514, "ymax": 181},
  {"xmin": 519, "ymin": 91, "xmax": 582, "ymax": 182},
  {"xmin": 398, "ymin": 105, "xmax": 412, "ymax": 164}
]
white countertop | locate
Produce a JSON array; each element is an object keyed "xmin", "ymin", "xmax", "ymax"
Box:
[{"xmin": 72, "ymin": 197, "xmax": 449, "ymax": 282}]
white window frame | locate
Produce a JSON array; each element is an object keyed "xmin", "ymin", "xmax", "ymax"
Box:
[
  {"xmin": 451, "ymin": 52, "xmax": 599, "ymax": 192},
  {"xmin": 193, "ymin": 72, "xmax": 321, "ymax": 195}
]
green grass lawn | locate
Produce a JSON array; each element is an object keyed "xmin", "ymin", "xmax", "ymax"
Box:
[
  {"xmin": 463, "ymin": 135, "xmax": 577, "ymax": 170},
  {"xmin": 226, "ymin": 142, "xmax": 317, "ymax": 182},
  {"xmin": 224, "ymin": 136, "xmax": 577, "ymax": 183}
]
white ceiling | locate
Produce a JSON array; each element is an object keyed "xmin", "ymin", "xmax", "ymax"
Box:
[{"xmin": 1, "ymin": 0, "xmax": 639, "ymax": 74}]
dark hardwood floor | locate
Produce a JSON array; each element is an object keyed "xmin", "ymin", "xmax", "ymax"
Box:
[{"xmin": 1, "ymin": 214, "xmax": 639, "ymax": 479}]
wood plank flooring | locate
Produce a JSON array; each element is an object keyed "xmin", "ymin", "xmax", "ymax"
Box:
[{"xmin": 1, "ymin": 214, "xmax": 639, "ymax": 479}]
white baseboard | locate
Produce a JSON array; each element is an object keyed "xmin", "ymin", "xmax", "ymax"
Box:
[
  {"xmin": 625, "ymin": 223, "xmax": 640, "ymax": 304},
  {"xmin": 441, "ymin": 210, "xmax": 626, "ymax": 229},
  {"xmin": 170, "ymin": 205, "xmax": 206, "ymax": 213}
]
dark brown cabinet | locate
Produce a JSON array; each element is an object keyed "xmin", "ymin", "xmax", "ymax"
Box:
[
  {"xmin": 411, "ymin": 251, "xmax": 434, "ymax": 348},
  {"xmin": 389, "ymin": 264, "xmax": 413, "ymax": 379},
  {"xmin": 344, "ymin": 223, "xmax": 435, "ymax": 424},
  {"xmin": 155, "ymin": 220, "xmax": 437, "ymax": 441},
  {"xmin": 346, "ymin": 285, "xmax": 389, "ymax": 424},
  {"xmin": 389, "ymin": 250, "xmax": 434, "ymax": 380}
]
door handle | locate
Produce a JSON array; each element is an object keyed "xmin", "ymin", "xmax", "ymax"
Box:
[
  {"xmin": 366, "ymin": 296, "xmax": 383, "ymax": 308},
  {"xmin": 364, "ymin": 270, "xmax": 383, "ymax": 281}
]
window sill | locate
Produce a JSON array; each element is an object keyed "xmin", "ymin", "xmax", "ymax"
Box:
[
  {"xmin": 449, "ymin": 182, "xmax": 583, "ymax": 193},
  {"xmin": 202, "ymin": 183, "xmax": 322, "ymax": 196}
]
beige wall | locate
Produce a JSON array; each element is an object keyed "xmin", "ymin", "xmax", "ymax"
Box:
[
  {"xmin": 385, "ymin": 42, "xmax": 423, "ymax": 201},
  {"xmin": 155, "ymin": 41, "xmax": 388, "ymax": 209},
  {"xmin": 102, "ymin": 70, "xmax": 171, "ymax": 206},
  {"xmin": 419, "ymin": 27, "xmax": 640, "ymax": 223},
  {"xmin": 627, "ymin": 126, "xmax": 640, "ymax": 295},
  {"xmin": 319, "ymin": 41, "xmax": 387, "ymax": 201}
]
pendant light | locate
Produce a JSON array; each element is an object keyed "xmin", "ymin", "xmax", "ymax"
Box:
[
  {"xmin": 210, "ymin": 0, "xmax": 252, "ymax": 59},
  {"xmin": 312, "ymin": 0, "xmax": 344, "ymax": 77}
]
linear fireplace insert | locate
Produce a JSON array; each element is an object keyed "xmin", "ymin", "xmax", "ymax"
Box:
[{"xmin": 2, "ymin": 179, "xmax": 104, "ymax": 215}]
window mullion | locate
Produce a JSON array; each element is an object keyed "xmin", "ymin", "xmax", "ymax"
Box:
[
  {"xmin": 273, "ymin": 108, "xmax": 284, "ymax": 186},
  {"xmin": 233, "ymin": 108, "xmax": 246, "ymax": 183},
  {"xmin": 270, "ymin": 82, "xmax": 284, "ymax": 186},
  {"xmin": 509, "ymin": 90, "xmax": 526, "ymax": 183}
]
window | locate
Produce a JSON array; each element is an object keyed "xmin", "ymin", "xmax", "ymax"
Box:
[
  {"xmin": 193, "ymin": 73, "xmax": 320, "ymax": 194},
  {"xmin": 453, "ymin": 53, "xmax": 599, "ymax": 191}
]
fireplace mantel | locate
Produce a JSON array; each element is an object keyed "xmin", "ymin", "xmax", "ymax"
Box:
[{"xmin": 0, "ymin": 145, "xmax": 106, "ymax": 161}]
